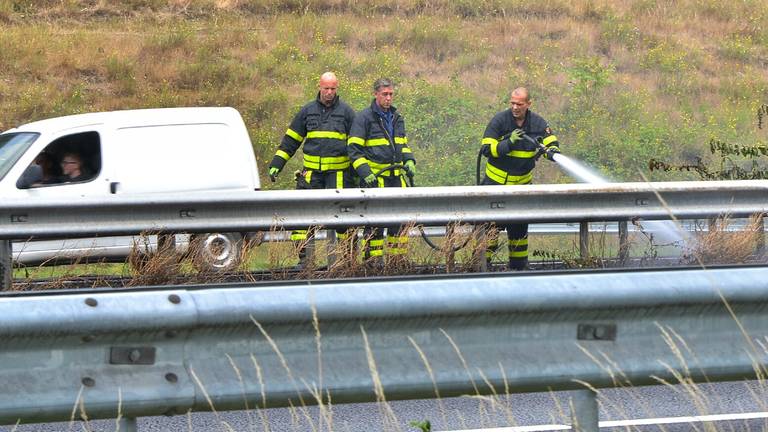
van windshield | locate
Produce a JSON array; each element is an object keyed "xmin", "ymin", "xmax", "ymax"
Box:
[{"xmin": 0, "ymin": 132, "xmax": 39, "ymax": 182}]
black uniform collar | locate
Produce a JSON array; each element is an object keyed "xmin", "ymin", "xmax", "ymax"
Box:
[
  {"xmin": 316, "ymin": 93, "xmax": 339, "ymax": 108},
  {"xmin": 509, "ymin": 108, "xmax": 530, "ymax": 128}
]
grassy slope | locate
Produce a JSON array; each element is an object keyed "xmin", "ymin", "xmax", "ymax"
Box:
[{"xmin": 0, "ymin": 0, "xmax": 766, "ymax": 187}]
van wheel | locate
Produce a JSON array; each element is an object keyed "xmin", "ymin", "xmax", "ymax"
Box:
[{"xmin": 191, "ymin": 233, "xmax": 243, "ymax": 272}]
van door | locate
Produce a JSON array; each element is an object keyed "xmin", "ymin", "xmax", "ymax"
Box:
[{"xmin": 14, "ymin": 128, "xmax": 108, "ymax": 199}]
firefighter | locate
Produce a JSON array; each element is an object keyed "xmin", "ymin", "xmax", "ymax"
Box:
[
  {"xmin": 347, "ymin": 78, "xmax": 416, "ymax": 264},
  {"xmin": 267, "ymin": 72, "xmax": 357, "ymax": 267},
  {"xmin": 480, "ymin": 87, "xmax": 560, "ymax": 270}
]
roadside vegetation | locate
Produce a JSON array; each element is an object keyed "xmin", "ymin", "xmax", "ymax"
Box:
[{"xmin": 0, "ymin": 0, "xmax": 766, "ymax": 187}]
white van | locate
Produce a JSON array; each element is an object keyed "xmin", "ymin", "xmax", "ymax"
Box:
[{"xmin": 0, "ymin": 107, "xmax": 261, "ymax": 271}]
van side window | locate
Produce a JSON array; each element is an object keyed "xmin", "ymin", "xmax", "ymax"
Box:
[{"xmin": 18, "ymin": 131, "xmax": 101, "ymax": 189}]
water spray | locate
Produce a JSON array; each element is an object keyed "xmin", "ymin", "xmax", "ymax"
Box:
[{"xmin": 475, "ymin": 132, "xmax": 689, "ymax": 249}]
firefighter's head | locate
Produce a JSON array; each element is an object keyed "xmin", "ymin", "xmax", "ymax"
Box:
[
  {"xmin": 509, "ymin": 87, "xmax": 531, "ymax": 120},
  {"xmin": 318, "ymin": 72, "xmax": 339, "ymax": 106},
  {"xmin": 373, "ymin": 78, "xmax": 395, "ymax": 111}
]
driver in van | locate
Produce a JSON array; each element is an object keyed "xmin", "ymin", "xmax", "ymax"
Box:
[{"xmin": 18, "ymin": 151, "xmax": 56, "ymax": 187}]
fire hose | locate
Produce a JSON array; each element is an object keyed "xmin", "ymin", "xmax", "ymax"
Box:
[{"xmin": 372, "ymin": 164, "xmax": 471, "ymax": 252}]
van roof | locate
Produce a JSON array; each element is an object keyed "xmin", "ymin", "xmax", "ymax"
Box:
[{"xmin": 5, "ymin": 107, "xmax": 243, "ymax": 135}]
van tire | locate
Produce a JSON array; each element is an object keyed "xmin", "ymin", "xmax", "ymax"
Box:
[{"xmin": 191, "ymin": 232, "xmax": 243, "ymax": 273}]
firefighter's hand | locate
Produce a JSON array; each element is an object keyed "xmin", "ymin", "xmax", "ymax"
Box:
[
  {"xmin": 510, "ymin": 129, "xmax": 524, "ymax": 142},
  {"xmin": 480, "ymin": 144, "xmax": 491, "ymax": 157},
  {"xmin": 544, "ymin": 145, "xmax": 561, "ymax": 161},
  {"xmin": 363, "ymin": 173, "xmax": 377, "ymax": 187},
  {"xmin": 268, "ymin": 166, "xmax": 280, "ymax": 177},
  {"xmin": 404, "ymin": 160, "xmax": 416, "ymax": 177}
]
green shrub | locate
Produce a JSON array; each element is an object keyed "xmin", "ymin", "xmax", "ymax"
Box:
[
  {"xmin": 717, "ymin": 35, "xmax": 754, "ymax": 62},
  {"xmin": 566, "ymin": 56, "xmax": 614, "ymax": 96},
  {"xmin": 599, "ymin": 14, "xmax": 641, "ymax": 49},
  {"xmin": 640, "ymin": 41, "xmax": 697, "ymax": 73}
]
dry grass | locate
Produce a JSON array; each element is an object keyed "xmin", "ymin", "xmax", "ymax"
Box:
[
  {"xmin": 683, "ymin": 214, "xmax": 766, "ymax": 265},
  {"xmin": 8, "ymin": 212, "xmax": 766, "ymax": 290}
]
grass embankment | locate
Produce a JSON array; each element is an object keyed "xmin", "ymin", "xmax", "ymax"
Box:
[{"xmin": 1, "ymin": 0, "xmax": 766, "ymax": 186}]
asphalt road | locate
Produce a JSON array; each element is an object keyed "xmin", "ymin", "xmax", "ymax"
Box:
[{"xmin": 4, "ymin": 380, "xmax": 766, "ymax": 432}]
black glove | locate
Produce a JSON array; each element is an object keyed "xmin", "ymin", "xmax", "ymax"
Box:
[{"xmin": 480, "ymin": 144, "xmax": 491, "ymax": 157}]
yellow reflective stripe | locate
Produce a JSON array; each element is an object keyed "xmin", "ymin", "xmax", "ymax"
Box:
[
  {"xmin": 509, "ymin": 250, "xmax": 528, "ymax": 258},
  {"xmin": 275, "ymin": 150, "xmax": 291, "ymax": 161},
  {"xmin": 336, "ymin": 171, "xmax": 343, "ymax": 189},
  {"xmin": 387, "ymin": 236, "xmax": 409, "ymax": 243},
  {"xmin": 348, "ymin": 136, "xmax": 365, "ymax": 146},
  {"xmin": 286, "ymin": 128, "xmax": 304, "ymax": 142},
  {"xmin": 291, "ymin": 230, "xmax": 307, "ymax": 241},
  {"xmin": 365, "ymin": 138, "xmax": 390, "ymax": 146},
  {"xmin": 485, "ymin": 164, "xmax": 533, "ymax": 185},
  {"xmin": 368, "ymin": 161, "xmax": 391, "ymax": 170},
  {"xmin": 326, "ymin": 162, "xmax": 346, "ymax": 171},
  {"xmin": 303, "ymin": 155, "xmax": 350, "ymax": 170},
  {"xmin": 304, "ymin": 170, "xmax": 312, "ymax": 183},
  {"xmin": 353, "ymin": 158, "xmax": 369, "ymax": 170},
  {"xmin": 377, "ymin": 177, "xmax": 384, "ymax": 188},
  {"xmin": 369, "ymin": 249, "xmax": 384, "ymax": 257},
  {"xmin": 387, "ymin": 248, "xmax": 407, "ymax": 255},
  {"xmin": 542, "ymin": 135, "xmax": 558, "ymax": 146},
  {"xmin": 508, "ymin": 238, "xmax": 529, "ymax": 247},
  {"xmin": 490, "ymin": 141, "xmax": 500, "ymax": 158},
  {"xmin": 369, "ymin": 239, "xmax": 385, "ymax": 247},
  {"xmin": 395, "ymin": 137, "xmax": 407, "ymax": 144},
  {"xmin": 306, "ymin": 131, "xmax": 348, "ymax": 140},
  {"xmin": 401, "ymin": 147, "xmax": 412, "ymax": 154},
  {"xmin": 482, "ymin": 137, "xmax": 499, "ymax": 146},
  {"xmin": 508, "ymin": 150, "xmax": 538, "ymax": 158}
]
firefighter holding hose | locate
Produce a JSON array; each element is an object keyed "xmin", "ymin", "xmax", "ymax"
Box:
[{"xmin": 480, "ymin": 87, "xmax": 561, "ymax": 270}]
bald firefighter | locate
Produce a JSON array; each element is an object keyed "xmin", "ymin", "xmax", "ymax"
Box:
[{"xmin": 268, "ymin": 72, "xmax": 357, "ymax": 267}]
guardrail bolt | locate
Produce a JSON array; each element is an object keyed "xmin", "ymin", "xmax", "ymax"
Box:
[
  {"xmin": 128, "ymin": 349, "xmax": 142, "ymax": 363},
  {"xmin": 168, "ymin": 294, "xmax": 181, "ymax": 304},
  {"xmin": 81, "ymin": 335, "xmax": 95, "ymax": 343},
  {"xmin": 81, "ymin": 377, "xmax": 95, "ymax": 387},
  {"xmin": 84, "ymin": 298, "xmax": 98, "ymax": 307},
  {"xmin": 165, "ymin": 373, "xmax": 178, "ymax": 383}
]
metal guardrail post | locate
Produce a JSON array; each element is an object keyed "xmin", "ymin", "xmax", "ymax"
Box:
[
  {"xmin": 117, "ymin": 417, "xmax": 138, "ymax": 432},
  {"xmin": 570, "ymin": 389, "xmax": 598, "ymax": 432},
  {"xmin": 0, "ymin": 240, "xmax": 10, "ymax": 290},
  {"xmin": 326, "ymin": 229, "xmax": 337, "ymax": 268},
  {"xmin": 758, "ymin": 214, "xmax": 766, "ymax": 257},
  {"xmin": 476, "ymin": 224, "xmax": 489, "ymax": 272},
  {"xmin": 618, "ymin": 220, "xmax": 629, "ymax": 265},
  {"xmin": 579, "ymin": 222, "xmax": 589, "ymax": 260}
]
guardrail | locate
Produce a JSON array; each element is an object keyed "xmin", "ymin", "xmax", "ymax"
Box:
[
  {"xmin": 1, "ymin": 181, "xmax": 766, "ymax": 238},
  {"xmin": 1, "ymin": 266, "xmax": 767, "ymax": 431},
  {"xmin": 1, "ymin": 180, "xmax": 766, "ymax": 289}
]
